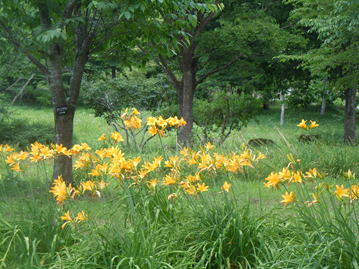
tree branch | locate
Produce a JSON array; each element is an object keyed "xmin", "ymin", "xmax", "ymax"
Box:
[
  {"xmin": 11, "ymin": 74, "xmax": 35, "ymax": 104},
  {"xmin": 0, "ymin": 20, "xmax": 49, "ymax": 75},
  {"xmin": 193, "ymin": 13, "xmax": 214, "ymax": 38},
  {"xmin": 64, "ymin": 0, "xmax": 80, "ymax": 19},
  {"xmin": 158, "ymin": 54, "xmax": 181, "ymax": 89},
  {"xmin": 196, "ymin": 55, "xmax": 245, "ymax": 85}
]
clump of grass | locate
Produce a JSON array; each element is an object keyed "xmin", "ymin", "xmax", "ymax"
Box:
[
  {"xmin": 0, "ymin": 201, "xmax": 75, "ymax": 268},
  {"xmin": 181, "ymin": 195, "xmax": 264, "ymax": 268}
]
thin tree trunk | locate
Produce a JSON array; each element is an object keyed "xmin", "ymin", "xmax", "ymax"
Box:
[
  {"xmin": 280, "ymin": 91, "xmax": 285, "ymax": 126},
  {"xmin": 11, "ymin": 74, "xmax": 34, "ymax": 104},
  {"xmin": 111, "ymin": 66, "xmax": 116, "ymax": 79},
  {"xmin": 263, "ymin": 102, "xmax": 270, "ymax": 110},
  {"xmin": 320, "ymin": 95, "xmax": 326, "ymax": 115},
  {"xmin": 344, "ymin": 88, "xmax": 357, "ymax": 144}
]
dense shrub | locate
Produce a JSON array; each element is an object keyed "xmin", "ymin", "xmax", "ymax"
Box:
[
  {"xmin": 82, "ymin": 69, "xmax": 173, "ymax": 121},
  {"xmin": 160, "ymin": 91, "xmax": 260, "ymax": 144},
  {"xmin": 0, "ymin": 119, "xmax": 54, "ymax": 148}
]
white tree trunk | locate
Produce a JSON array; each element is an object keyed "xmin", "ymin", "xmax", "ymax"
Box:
[{"xmin": 280, "ymin": 92, "xmax": 285, "ymax": 126}]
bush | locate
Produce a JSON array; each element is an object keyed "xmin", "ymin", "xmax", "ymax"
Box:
[
  {"xmin": 0, "ymin": 119, "xmax": 54, "ymax": 148},
  {"xmin": 82, "ymin": 68, "xmax": 173, "ymax": 122},
  {"xmin": 159, "ymin": 91, "xmax": 260, "ymax": 145}
]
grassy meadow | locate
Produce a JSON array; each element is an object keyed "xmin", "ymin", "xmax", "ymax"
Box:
[{"xmin": 0, "ymin": 105, "xmax": 358, "ymax": 268}]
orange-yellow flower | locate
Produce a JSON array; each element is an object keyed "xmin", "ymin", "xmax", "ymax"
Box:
[
  {"xmin": 281, "ymin": 191, "xmax": 295, "ymax": 206},
  {"xmin": 185, "ymin": 184, "xmax": 197, "ymax": 195},
  {"xmin": 5, "ymin": 155, "xmax": 16, "ymax": 166},
  {"xmin": 124, "ymin": 116, "xmax": 142, "ymax": 129},
  {"xmin": 98, "ymin": 134, "xmax": 107, "ymax": 141},
  {"xmin": 132, "ymin": 108, "xmax": 140, "ymax": 115},
  {"xmin": 60, "ymin": 211, "xmax": 72, "ymax": 222},
  {"xmin": 297, "ymin": 119, "xmax": 308, "ymax": 130},
  {"xmin": 187, "ymin": 173, "xmax": 201, "ymax": 182},
  {"xmin": 158, "ymin": 129, "xmax": 166, "ymax": 137},
  {"xmin": 167, "ymin": 193, "xmax": 178, "ymax": 200},
  {"xmin": 81, "ymin": 180, "xmax": 96, "ymax": 192},
  {"xmin": 60, "ymin": 211, "xmax": 73, "ymax": 229},
  {"xmin": 156, "ymin": 116, "xmax": 167, "ymax": 128},
  {"xmin": 335, "ymin": 185, "xmax": 349, "ymax": 199},
  {"xmin": 221, "ymin": 181, "xmax": 232, "ymax": 192},
  {"xmin": 148, "ymin": 126, "xmax": 158, "ymax": 136},
  {"xmin": 350, "ymin": 185, "xmax": 359, "ymax": 200},
  {"xmin": 309, "ymin": 120, "xmax": 319, "ymax": 129},
  {"xmin": 197, "ymin": 183, "xmax": 208, "ymax": 192},
  {"xmin": 205, "ymin": 142, "xmax": 215, "ymax": 151},
  {"xmin": 264, "ymin": 172, "xmax": 281, "ymax": 189},
  {"xmin": 177, "ymin": 118, "xmax": 187, "ymax": 127},
  {"xmin": 162, "ymin": 174, "xmax": 177, "ymax": 185},
  {"xmin": 80, "ymin": 143, "xmax": 91, "ymax": 151},
  {"xmin": 10, "ymin": 162, "xmax": 22, "ymax": 172},
  {"xmin": 55, "ymin": 144, "xmax": 68, "ymax": 155},
  {"xmin": 291, "ymin": 171, "xmax": 303, "ymax": 184},
  {"xmin": 75, "ymin": 210, "xmax": 87, "ymax": 222},
  {"xmin": 256, "ymin": 152, "xmax": 266, "ymax": 161},
  {"xmin": 111, "ymin": 131, "xmax": 124, "ymax": 143},
  {"xmin": 49, "ymin": 176, "xmax": 68, "ymax": 204},
  {"xmin": 146, "ymin": 117, "xmax": 157, "ymax": 126},
  {"xmin": 180, "ymin": 147, "xmax": 189, "ymax": 157},
  {"xmin": 305, "ymin": 168, "xmax": 322, "ymax": 179},
  {"xmin": 148, "ymin": 179, "xmax": 159, "ymax": 189},
  {"xmin": 3, "ymin": 144, "xmax": 15, "ymax": 152}
]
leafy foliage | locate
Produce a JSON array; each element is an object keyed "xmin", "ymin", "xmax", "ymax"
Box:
[
  {"xmin": 82, "ymin": 68, "xmax": 171, "ymax": 121},
  {"xmin": 285, "ymin": 0, "xmax": 359, "ymax": 90},
  {"xmin": 160, "ymin": 91, "xmax": 260, "ymax": 145}
]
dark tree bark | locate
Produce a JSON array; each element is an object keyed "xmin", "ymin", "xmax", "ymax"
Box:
[
  {"xmin": 320, "ymin": 95, "xmax": 326, "ymax": 115},
  {"xmin": 262, "ymin": 102, "xmax": 270, "ymax": 110},
  {"xmin": 344, "ymin": 88, "xmax": 357, "ymax": 144},
  {"xmin": 178, "ymin": 47, "xmax": 196, "ymax": 147},
  {"xmin": 48, "ymin": 46, "xmax": 75, "ymax": 183}
]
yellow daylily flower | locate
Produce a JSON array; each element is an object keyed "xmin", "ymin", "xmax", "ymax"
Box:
[
  {"xmin": 281, "ymin": 192, "xmax": 295, "ymax": 206},
  {"xmin": 221, "ymin": 181, "xmax": 232, "ymax": 192}
]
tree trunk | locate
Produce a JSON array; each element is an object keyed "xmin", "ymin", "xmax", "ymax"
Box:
[
  {"xmin": 53, "ymin": 108, "xmax": 75, "ymax": 182},
  {"xmin": 49, "ymin": 49, "xmax": 75, "ymax": 183},
  {"xmin": 320, "ymin": 95, "xmax": 326, "ymax": 115},
  {"xmin": 263, "ymin": 102, "xmax": 270, "ymax": 110},
  {"xmin": 178, "ymin": 48, "xmax": 196, "ymax": 147},
  {"xmin": 344, "ymin": 88, "xmax": 357, "ymax": 144},
  {"xmin": 280, "ymin": 91, "xmax": 285, "ymax": 126},
  {"xmin": 111, "ymin": 66, "xmax": 116, "ymax": 79}
]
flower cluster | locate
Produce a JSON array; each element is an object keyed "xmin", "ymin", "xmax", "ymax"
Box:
[
  {"xmin": 49, "ymin": 175, "xmax": 108, "ymax": 205},
  {"xmin": 70, "ymin": 140, "xmax": 264, "ymax": 196},
  {"xmin": 264, "ymin": 154, "xmax": 359, "ymax": 207},
  {"xmin": 147, "ymin": 116, "xmax": 186, "ymax": 137},
  {"xmin": 334, "ymin": 184, "xmax": 359, "ymax": 201},
  {"xmin": 121, "ymin": 108, "xmax": 142, "ymax": 129},
  {"xmin": 297, "ymin": 119, "xmax": 319, "ymax": 130},
  {"xmin": 264, "ymin": 155, "xmax": 323, "ymax": 206},
  {"xmin": 60, "ymin": 210, "xmax": 87, "ymax": 229},
  {"xmin": 3, "ymin": 142, "xmax": 92, "ymax": 173}
]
